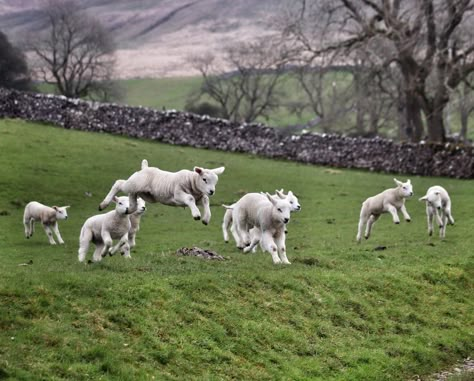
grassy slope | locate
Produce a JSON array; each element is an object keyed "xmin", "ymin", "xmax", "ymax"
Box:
[{"xmin": 0, "ymin": 119, "xmax": 472, "ymax": 381}]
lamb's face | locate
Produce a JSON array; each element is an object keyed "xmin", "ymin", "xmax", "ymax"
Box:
[
  {"xmin": 420, "ymin": 192, "xmax": 442, "ymax": 210},
  {"xmin": 135, "ymin": 198, "xmax": 147, "ymax": 215},
  {"xmin": 113, "ymin": 196, "xmax": 130, "ymax": 215},
  {"xmin": 194, "ymin": 167, "xmax": 225, "ymax": 196},
  {"xmin": 275, "ymin": 190, "xmax": 301, "ymax": 212},
  {"xmin": 267, "ymin": 194, "xmax": 291, "ymax": 224},
  {"xmin": 53, "ymin": 206, "xmax": 69, "ymax": 220},
  {"xmin": 394, "ymin": 178, "xmax": 413, "ymax": 198}
]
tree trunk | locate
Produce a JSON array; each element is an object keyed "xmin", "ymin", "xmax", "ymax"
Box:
[
  {"xmin": 426, "ymin": 105, "xmax": 446, "ymax": 142},
  {"xmin": 405, "ymin": 91, "xmax": 424, "ymax": 142}
]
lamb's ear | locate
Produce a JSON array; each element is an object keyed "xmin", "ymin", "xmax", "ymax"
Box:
[
  {"xmin": 194, "ymin": 167, "xmax": 203, "ymax": 175},
  {"xmin": 52, "ymin": 206, "xmax": 59, "ymax": 211},
  {"xmin": 265, "ymin": 192, "xmax": 277, "ymax": 206},
  {"xmin": 275, "ymin": 190, "xmax": 285, "ymax": 199},
  {"xmin": 63, "ymin": 205, "xmax": 70, "ymax": 209},
  {"xmin": 141, "ymin": 159, "xmax": 149, "ymax": 169},
  {"xmin": 288, "ymin": 191, "xmax": 294, "ymax": 197},
  {"xmin": 212, "ymin": 167, "xmax": 225, "ymax": 175},
  {"xmin": 419, "ymin": 195, "xmax": 428, "ymax": 201},
  {"xmin": 407, "ymin": 179, "xmax": 411, "ymax": 184},
  {"xmin": 112, "ymin": 196, "xmax": 118, "ymax": 204},
  {"xmin": 394, "ymin": 178, "xmax": 402, "ymax": 187}
]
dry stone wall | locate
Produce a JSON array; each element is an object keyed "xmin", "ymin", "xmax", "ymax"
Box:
[{"xmin": 1, "ymin": 88, "xmax": 473, "ymax": 178}]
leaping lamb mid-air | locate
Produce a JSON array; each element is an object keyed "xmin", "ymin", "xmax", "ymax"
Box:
[
  {"xmin": 23, "ymin": 201, "xmax": 70, "ymax": 245},
  {"xmin": 356, "ymin": 178, "xmax": 413, "ymax": 243},
  {"xmin": 419, "ymin": 185, "xmax": 454, "ymax": 239},
  {"xmin": 98, "ymin": 159, "xmax": 225, "ymax": 225}
]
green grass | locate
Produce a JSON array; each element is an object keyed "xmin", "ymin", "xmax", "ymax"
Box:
[{"xmin": 0, "ymin": 118, "xmax": 472, "ymax": 380}]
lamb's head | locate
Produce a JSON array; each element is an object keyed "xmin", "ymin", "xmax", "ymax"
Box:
[
  {"xmin": 135, "ymin": 197, "xmax": 147, "ymax": 215},
  {"xmin": 275, "ymin": 189, "xmax": 301, "ymax": 212},
  {"xmin": 112, "ymin": 196, "xmax": 130, "ymax": 215},
  {"xmin": 53, "ymin": 205, "xmax": 70, "ymax": 220},
  {"xmin": 419, "ymin": 190, "xmax": 442, "ymax": 210},
  {"xmin": 266, "ymin": 193, "xmax": 291, "ymax": 225},
  {"xmin": 194, "ymin": 166, "xmax": 225, "ymax": 196},
  {"xmin": 394, "ymin": 178, "xmax": 413, "ymax": 198}
]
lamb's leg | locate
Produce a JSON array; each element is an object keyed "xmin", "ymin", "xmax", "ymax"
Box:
[
  {"xmin": 446, "ymin": 207, "xmax": 455, "ymax": 225},
  {"xmin": 356, "ymin": 212, "xmax": 368, "ymax": 243},
  {"xmin": 92, "ymin": 243, "xmax": 105, "ymax": 262},
  {"xmin": 128, "ymin": 231, "xmax": 136, "ymax": 249},
  {"xmin": 426, "ymin": 208, "xmax": 434, "ymax": 236},
  {"xmin": 99, "ymin": 179, "xmax": 126, "ymax": 211},
  {"xmin": 52, "ymin": 222, "xmax": 65, "ymax": 244},
  {"xmin": 235, "ymin": 219, "xmax": 251, "ymax": 249},
  {"xmin": 365, "ymin": 214, "xmax": 380, "ymax": 240},
  {"xmin": 101, "ymin": 231, "xmax": 113, "ymax": 258},
  {"xmin": 440, "ymin": 214, "xmax": 448, "ymax": 239},
  {"xmin": 261, "ymin": 232, "xmax": 281, "ymax": 264},
  {"xmin": 222, "ymin": 209, "xmax": 233, "ymax": 242},
  {"xmin": 78, "ymin": 228, "xmax": 93, "ymax": 262},
  {"xmin": 121, "ymin": 242, "xmax": 131, "ymax": 259},
  {"xmin": 109, "ymin": 233, "xmax": 129, "ymax": 255},
  {"xmin": 243, "ymin": 229, "xmax": 260, "ymax": 253},
  {"xmin": 230, "ymin": 223, "xmax": 243, "ymax": 248},
  {"xmin": 23, "ymin": 217, "xmax": 30, "ymax": 238},
  {"xmin": 400, "ymin": 203, "xmax": 411, "ymax": 222},
  {"xmin": 43, "ymin": 223, "xmax": 56, "ymax": 245},
  {"xmin": 387, "ymin": 205, "xmax": 400, "ymax": 224},
  {"xmin": 175, "ymin": 191, "xmax": 201, "ymax": 220},
  {"xmin": 201, "ymin": 195, "xmax": 211, "ymax": 225},
  {"xmin": 250, "ymin": 227, "xmax": 260, "ymax": 253},
  {"xmin": 275, "ymin": 231, "xmax": 290, "ymax": 265}
]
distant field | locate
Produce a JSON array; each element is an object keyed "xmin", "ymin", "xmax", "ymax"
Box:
[{"xmin": 0, "ymin": 118, "xmax": 472, "ymax": 380}]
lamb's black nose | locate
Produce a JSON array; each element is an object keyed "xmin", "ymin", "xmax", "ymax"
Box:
[
  {"xmin": 284, "ymin": 218, "xmax": 289, "ymax": 224},
  {"xmin": 209, "ymin": 190, "xmax": 214, "ymax": 195}
]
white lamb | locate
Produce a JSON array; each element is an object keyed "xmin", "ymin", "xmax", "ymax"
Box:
[
  {"xmin": 222, "ymin": 189, "xmax": 301, "ymax": 245},
  {"xmin": 419, "ymin": 185, "xmax": 454, "ymax": 238},
  {"xmin": 129, "ymin": 197, "xmax": 147, "ymax": 249},
  {"xmin": 99, "ymin": 159, "xmax": 225, "ymax": 225},
  {"xmin": 78, "ymin": 196, "xmax": 131, "ymax": 263},
  {"xmin": 23, "ymin": 201, "xmax": 70, "ymax": 245},
  {"xmin": 229, "ymin": 192, "xmax": 292, "ymax": 264},
  {"xmin": 356, "ymin": 178, "xmax": 413, "ymax": 243}
]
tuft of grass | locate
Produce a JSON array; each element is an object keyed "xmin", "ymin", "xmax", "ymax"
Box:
[{"xmin": 0, "ymin": 118, "xmax": 472, "ymax": 380}]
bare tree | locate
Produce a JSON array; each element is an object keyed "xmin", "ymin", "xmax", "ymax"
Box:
[
  {"xmin": 191, "ymin": 37, "xmax": 292, "ymax": 123},
  {"xmin": 26, "ymin": 0, "xmax": 117, "ymax": 100},
  {"xmin": 281, "ymin": 0, "xmax": 474, "ymax": 143},
  {"xmin": 0, "ymin": 30, "xmax": 32, "ymax": 91}
]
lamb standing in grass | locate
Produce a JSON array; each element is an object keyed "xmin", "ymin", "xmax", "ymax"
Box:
[
  {"xmin": 129, "ymin": 197, "xmax": 146, "ymax": 249},
  {"xmin": 78, "ymin": 196, "xmax": 131, "ymax": 262},
  {"xmin": 228, "ymin": 192, "xmax": 292, "ymax": 264},
  {"xmin": 419, "ymin": 186, "xmax": 454, "ymax": 239},
  {"xmin": 356, "ymin": 178, "xmax": 413, "ymax": 243},
  {"xmin": 23, "ymin": 202, "xmax": 70, "ymax": 245},
  {"xmin": 222, "ymin": 189, "xmax": 301, "ymax": 251},
  {"xmin": 99, "ymin": 160, "xmax": 224, "ymax": 225}
]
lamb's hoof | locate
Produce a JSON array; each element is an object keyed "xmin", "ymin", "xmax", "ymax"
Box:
[
  {"xmin": 364, "ymin": 236, "xmax": 369, "ymax": 240},
  {"xmin": 394, "ymin": 221, "xmax": 400, "ymax": 224},
  {"xmin": 406, "ymin": 219, "xmax": 411, "ymax": 223},
  {"xmin": 202, "ymin": 220, "xmax": 208, "ymax": 226},
  {"xmin": 237, "ymin": 246, "xmax": 245, "ymax": 250},
  {"xmin": 87, "ymin": 260, "xmax": 93, "ymax": 264},
  {"xmin": 193, "ymin": 216, "xmax": 201, "ymax": 221},
  {"xmin": 429, "ymin": 231, "xmax": 433, "ymax": 236},
  {"xmin": 282, "ymin": 261, "xmax": 291, "ymax": 265},
  {"xmin": 26, "ymin": 236, "xmax": 29, "ymax": 239},
  {"xmin": 439, "ymin": 225, "xmax": 444, "ymax": 229}
]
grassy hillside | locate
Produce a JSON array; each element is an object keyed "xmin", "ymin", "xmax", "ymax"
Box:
[{"xmin": 0, "ymin": 119, "xmax": 472, "ymax": 380}]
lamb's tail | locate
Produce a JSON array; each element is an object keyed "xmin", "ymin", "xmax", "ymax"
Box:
[
  {"xmin": 222, "ymin": 208, "xmax": 233, "ymax": 242},
  {"xmin": 141, "ymin": 159, "xmax": 149, "ymax": 169},
  {"xmin": 222, "ymin": 204, "xmax": 234, "ymax": 210}
]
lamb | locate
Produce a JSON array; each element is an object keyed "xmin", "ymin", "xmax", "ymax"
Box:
[
  {"xmin": 23, "ymin": 201, "xmax": 70, "ymax": 245},
  {"xmin": 228, "ymin": 192, "xmax": 292, "ymax": 264},
  {"xmin": 222, "ymin": 189, "xmax": 300, "ymax": 245},
  {"xmin": 419, "ymin": 185, "xmax": 454, "ymax": 238},
  {"xmin": 356, "ymin": 178, "xmax": 413, "ymax": 243},
  {"xmin": 99, "ymin": 159, "xmax": 225, "ymax": 225},
  {"xmin": 129, "ymin": 197, "xmax": 147, "ymax": 249},
  {"xmin": 78, "ymin": 196, "xmax": 131, "ymax": 263}
]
